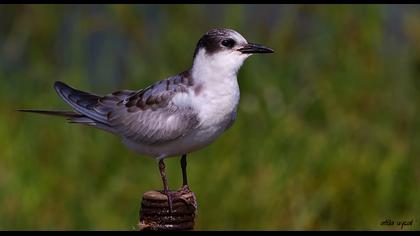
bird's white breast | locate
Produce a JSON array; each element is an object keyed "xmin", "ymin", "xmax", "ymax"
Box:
[
  {"xmin": 189, "ymin": 49, "xmax": 241, "ymax": 131},
  {"xmin": 155, "ymin": 78, "xmax": 239, "ymax": 158},
  {"xmin": 124, "ymin": 49, "xmax": 244, "ymax": 158},
  {"xmin": 192, "ymin": 76, "xmax": 239, "ymax": 130},
  {"xmin": 123, "ymin": 74, "xmax": 240, "ymax": 159}
]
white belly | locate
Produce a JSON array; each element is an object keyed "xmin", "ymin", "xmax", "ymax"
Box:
[
  {"xmin": 123, "ymin": 81, "xmax": 239, "ymax": 159},
  {"xmin": 124, "ymin": 60, "xmax": 241, "ymax": 159},
  {"xmin": 122, "ymin": 117, "xmax": 233, "ymax": 159}
]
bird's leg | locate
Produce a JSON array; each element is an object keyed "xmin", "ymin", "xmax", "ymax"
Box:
[
  {"xmin": 158, "ymin": 159, "xmax": 173, "ymax": 212},
  {"xmin": 180, "ymin": 154, "xmax": 196, "ymax": 208},
  {"xmin": 180, "ymin": 154, "xmax": 192, "ymax": 194},
  {"xmin": 181, "ymin": 154, "xmax": 189, "ymax": 190}
]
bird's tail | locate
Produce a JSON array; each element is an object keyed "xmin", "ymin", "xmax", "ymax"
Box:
[
  {"xmin": 17, "ymin": 109, "xmax": 114, "ymax": 132},
  {"xmin": 17, "ymin": 109, "xmax": 83, "ymax": 119},
  {"xmin": 17, "ymin": 109, "xmax": 98, "ymax": 124},
  {"xmin": 18, "ymin": 81, "xmax": 116, "ymax": 133}
]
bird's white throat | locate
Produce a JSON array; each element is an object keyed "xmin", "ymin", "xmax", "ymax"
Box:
[
  {"xmin": 192, "ymin": 48, "xmax": 250, "ymax": 83},
  {"xmin": 187, "ymin": 49, "xmax": 249, "ymax": 128}
]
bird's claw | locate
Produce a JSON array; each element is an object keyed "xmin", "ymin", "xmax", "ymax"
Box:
[
  {"xmin": 166, "ymin": 191, "xmax": 174, "ymax": 213},
  {"xmin": 181, "ymin": 185, "xmax": 191, "ymax": 194},
  {"xmin": 161, "ymin": 186, "xmax": 192, "ymax": 213}
]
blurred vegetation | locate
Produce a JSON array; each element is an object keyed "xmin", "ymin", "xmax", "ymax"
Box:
[{"xmin": 1, "ymin": 4, "xmax": 420, "ymax": 230}]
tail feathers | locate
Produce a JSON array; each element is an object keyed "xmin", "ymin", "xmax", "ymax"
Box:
[
  {"xmin": 17, "ymin": 109, "xmax": 83, "ymax": 118},
  {"xmin": 18, "ymin": 109, "xmax": 115, "ymax": 132},
  {"xmin": 69, "ymin": 116, "xmax": 97, "ymax": 124},
  {"xmin": 17, "ymin": 109, "xmax": 98, "ymax": 124},
  {"xmin": 18, "ymin": 82, "xmax": 116, "ymax": 134}
]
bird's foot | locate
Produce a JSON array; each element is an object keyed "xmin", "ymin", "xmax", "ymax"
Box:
[
  {"xmin": 180, "ymin": 185, "xmax": 197, "ymax": 211},
  {"xmin": 161, "ymin": 191, "xmax": 175, "ymax": 213},
  {"xmin": 160, "ymin": 190, "xmax": 182, "ymax": 213},
  {"xmin": 180, "ymin": 184, "xmax": 191, "ymax": 194},
  {"xmin": 160, "ymin": 186, "xmax": 193, "ymax": 213}
]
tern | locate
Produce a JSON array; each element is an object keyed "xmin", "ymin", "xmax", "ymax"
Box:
[{"xmin": 19, "ymin": 28, "xmax": 274, "ymax": 211}]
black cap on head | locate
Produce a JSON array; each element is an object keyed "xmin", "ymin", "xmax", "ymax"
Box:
[
  {"xmin": 193, "ymin": 28, "xmax": 274, "ymax": 59},
  {"xmin": 193, "ymin": 28, "xmax": 240, "ymax": 58}
]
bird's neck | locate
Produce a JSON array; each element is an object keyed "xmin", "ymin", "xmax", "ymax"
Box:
[
  {"xmin": 191, "ymin": 50, "xmax": 243, "ymax": 86},
  {"xmin": 188, "ymin": 50, "xmax": 241, "ymax": 128},
  {"xmin": 189, "ymin": 51, "xmax": 241, "ymax": 128}
]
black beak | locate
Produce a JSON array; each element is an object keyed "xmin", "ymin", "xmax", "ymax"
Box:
[{"xmin": 237, "ymin": 43, "xmax": 274, "ymax": 54}]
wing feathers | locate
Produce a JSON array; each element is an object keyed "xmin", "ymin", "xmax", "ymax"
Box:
[
  {"xmin": 54, "ymin": 81, "xmax": 109, "ymax": 124},
  {"xmin": 31, "ymin": 74, "xmax": 198, "ymax": 145}
]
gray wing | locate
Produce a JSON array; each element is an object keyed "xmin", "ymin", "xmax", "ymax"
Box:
[{"xmin": 54, "ymin": 72, "xmax": 199, "ymax": 145}]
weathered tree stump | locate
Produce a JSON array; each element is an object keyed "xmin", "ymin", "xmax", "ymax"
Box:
[{"xmin": 138, "ymin": 188, "xmax": 198, "ymax": 231}]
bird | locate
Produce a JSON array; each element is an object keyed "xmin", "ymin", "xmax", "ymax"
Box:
[{"xmin": 19, "ymin": 28, "xmax": 274, "ymax": 211}]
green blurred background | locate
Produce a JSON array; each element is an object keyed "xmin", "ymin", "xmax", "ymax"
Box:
[{"xmin": 1, "ymin": 4, "xmax": 420, "ymax": 230}]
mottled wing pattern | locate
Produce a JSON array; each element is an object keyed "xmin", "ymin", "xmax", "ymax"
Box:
[
  {"xmin": 102, "ymin": 71, "xmax": 199, "ymax": 145},
  {"xmin": 54, "ymin": 71, "xmax": 199, "ymax": 145}
]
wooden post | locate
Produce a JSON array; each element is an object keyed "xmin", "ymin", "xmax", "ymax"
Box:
[{"xmin": 138, "ymin": 188, "xmax": 198, "ymax": 231}]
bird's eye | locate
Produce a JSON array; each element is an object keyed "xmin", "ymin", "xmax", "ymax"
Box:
[{"xmin": 221, "ymin": 38, "xmax": 235, "ymax": 48}]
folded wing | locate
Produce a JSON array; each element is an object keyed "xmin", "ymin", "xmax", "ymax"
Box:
[{"xmin": 54, "ymin": 73, "xmax": 199, "ymax": 145}]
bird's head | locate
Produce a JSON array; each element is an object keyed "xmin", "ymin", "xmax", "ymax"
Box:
[{"xmin": 192, "ymin": 28, "xmax": 274, "ymax": 76}]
